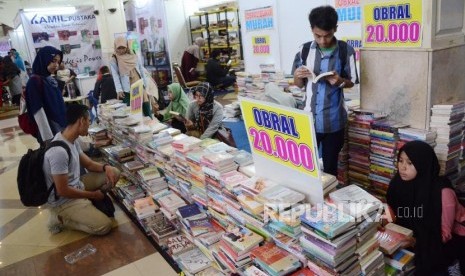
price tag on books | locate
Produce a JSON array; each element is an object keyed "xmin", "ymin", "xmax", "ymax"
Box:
[{"xmin": 239, "ymin": 97, "xmax": 323, "ymax": 204}]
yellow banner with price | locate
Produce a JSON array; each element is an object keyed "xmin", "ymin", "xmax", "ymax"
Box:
[
  {"xmin": 363, "ymin": 0, "xmax": 422, "ymax": 47},
  {"xmin": 240, "ymin": 97, "xmax": 323, "ymax": 203},
  {"xmin": 130, "ymin": 79, "xmax": 144, "ymax": 119}
]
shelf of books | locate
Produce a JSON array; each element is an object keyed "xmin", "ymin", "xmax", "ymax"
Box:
[{"xmin": 88, "ymin": 100, "xmax": 429, "ymax": 275}]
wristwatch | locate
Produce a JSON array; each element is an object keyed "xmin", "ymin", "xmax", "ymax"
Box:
[{"xmin": 102, "ymin": 163, "xmax": 110, "ymax": 172}]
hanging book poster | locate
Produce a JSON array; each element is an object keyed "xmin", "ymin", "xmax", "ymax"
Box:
[
  {"xmin": 363, "ymin": 0, "xmax": 422, "ymax": 47},
  {"xmin": 21, "ymin": 6, "xmax": 103, "ymax": 73},
  {"xmin": 239, "ymin": 97, "xmax": 324, "ymax": 204}
]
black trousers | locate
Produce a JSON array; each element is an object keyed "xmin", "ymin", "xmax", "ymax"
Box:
[{"xmin": 316, "ymin": 128, "xmax": 345, "ymax": 176}]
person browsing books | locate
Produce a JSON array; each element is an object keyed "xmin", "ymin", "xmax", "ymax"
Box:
[
  {"xmin": 205, "ymin": 49, "xmax": 236, "ymax": 89},
  {"xmin": 153, "ymin": 83, "xmax": 189, "ymax": 133},
  {"xmin": 44, "ymin": 104, "xmax": 120, "ymax": 235},
  {"xmin": 385, "ymin": 141, "xmax": 465, "ymax": 275},
  {"xmin": 293, "ymin": 6, "xmax": 357, "ymax": 177},
  {"xmin": 110, "ymin": 36, "xmax": 152, "ymax": 117},
  {"xmin": 25, "ymin": 46, "xmax": 67, "ymax": 144},
  {"xmin": 93, "ymin": 66, "xmax": 117, "ymax": 104},
  {"xmin": 184, "ymin": 82, "xmax": 223, "ymax": 139},
  {"xmin": 180, "ymin": 37, "xmax": 205, "ymax": 82}
]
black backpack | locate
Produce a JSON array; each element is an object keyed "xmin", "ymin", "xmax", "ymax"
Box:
[
  {"xmin": 291, "ymin": 40, "xmax": 359, "ymax": 84},
  {"xmin": 17, "ymin": 140, "xmax": 71, "ymax": 207}
]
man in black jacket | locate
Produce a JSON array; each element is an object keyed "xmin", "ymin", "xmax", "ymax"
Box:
[
  {"xmin": 93, "ymin": 66, "xmax": 117, "ymax": 103},
  {"xmin": 205, "ymin": 50, "xmax": 236, "ymax": 89}
]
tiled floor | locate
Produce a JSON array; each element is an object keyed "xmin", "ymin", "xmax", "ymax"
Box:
[{"xmin": 0, "ymin": 118, "xmax": 178, "ymax": 276}]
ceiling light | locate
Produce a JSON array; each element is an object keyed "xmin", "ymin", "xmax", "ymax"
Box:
[{"xmin": 23, "ymin": 7, "xmax": 77, "ymax": 15}]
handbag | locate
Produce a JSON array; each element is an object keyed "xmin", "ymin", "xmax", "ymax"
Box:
[
  {"xmin": 215, "ymin": 126, "xmax": 236, "ymax": 147},
  {"xmin": 18, "ymin": 90, "xmax": 38, "ymax": 135}
]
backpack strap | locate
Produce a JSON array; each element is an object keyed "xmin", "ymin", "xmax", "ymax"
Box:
[
  {"xmin": 300, "ymin": 41, "xmax": 312, "ymax": 66},
  {"xmin": 46, "ymin": 140, "xmax": 72, "ymax": 200}
]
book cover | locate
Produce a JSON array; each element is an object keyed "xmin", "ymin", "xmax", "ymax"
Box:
[
  {"xmin": 167, "ymin": 234, "xmax": 195, "ymax": 256},
  {"xmin": 251, "ymin": 243, "xmax": 300, "ymax": 273},
  {"xmin": 178, "ymin": 203, "xmax": 202, "ymax": 219},
  {"xmin": 300, "ymin": 204, "xmax": 355, "ymax": 239},
  {"xmin": 176, "ymin": 248, "xmax": 212, "ymax": 274},
  {"xmin": 222, "ymin": 226, "xmax": 264, "ymax": 254}
]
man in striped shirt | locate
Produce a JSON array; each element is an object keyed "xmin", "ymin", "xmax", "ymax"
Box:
[{"xmin": 294, "ymin": 6, "xmax": 357, "ymax": 176}]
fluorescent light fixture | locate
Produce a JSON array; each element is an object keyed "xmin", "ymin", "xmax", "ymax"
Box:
[{"xmin": 23, "ymin": 7, "xmax": 76, "ymax": 15}]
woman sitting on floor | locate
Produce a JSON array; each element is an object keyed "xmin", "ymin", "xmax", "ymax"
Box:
[{"xmin": 153, "ymin": 83, "xmax": 189, "ymax": 133}]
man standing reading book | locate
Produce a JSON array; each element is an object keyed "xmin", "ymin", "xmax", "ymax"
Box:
[{"xmin": 293, "ymin": 5, "xmax": 357, "ymax": 176}]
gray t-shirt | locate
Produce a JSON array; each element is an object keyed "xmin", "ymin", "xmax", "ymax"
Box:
[{"xmin": 43, "ymin": 132, "xmax": 84, "ymax": 207}]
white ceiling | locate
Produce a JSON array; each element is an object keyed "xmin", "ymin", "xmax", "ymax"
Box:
[{"xmin": 0, "ymin": 0, "xmax": 95, "ymax": 28}]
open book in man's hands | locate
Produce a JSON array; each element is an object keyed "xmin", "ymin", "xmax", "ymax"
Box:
[{"xmin": 311, "ymin": 71, "xmax": 335, "ymax": 84}]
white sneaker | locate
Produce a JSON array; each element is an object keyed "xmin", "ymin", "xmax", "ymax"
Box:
[{"xmin": 47, "ymin": 210, "xmax": 63, "ymax": 234}]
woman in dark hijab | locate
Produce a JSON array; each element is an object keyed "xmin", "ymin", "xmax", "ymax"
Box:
[
  {"xmin": 386, "ymin": 140, "xmax": 457, "ymax": 275},
  {"xmin": 25, "ymin": 46, "xmax": 66, "ymax": 143},
  {"xmin": 185, "ymin": 82, "xmax": 223, "ymax": 139}
]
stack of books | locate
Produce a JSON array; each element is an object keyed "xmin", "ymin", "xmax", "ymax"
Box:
[
  {"xmin": 137, "ymin": 167, "xmax": 167, "ymax": 195},
  {"xmin": 231, "ymin": 149, "xmax": 254, "ymax": 167},
  {"xmin": 375, "ymin": 223, "xmax": 413, "ymax": 255},
  {"xmin": 430, "ymin": 101, "xmax": 465, "ymax": 176},
  {"xmin": 105, "ymin": 144, "xmax": 134, "ymax": 163},
  {"xmin": 216, "ymin": 226, "xmax": 264, "ymax": 273},
  {"xmin": 88, "ymin": 126, "xmax": 112, "ymax": 147},
  {"xmin": 147, "ymin": 212, "xmax": 177, "ymax": 246},
  {"xmin": 128, "ymin": 124, "xmax": 153, "ymax": 142},
  {"xmin": 398, "ymin": 127, "xmax": 436, "ymax": 148},
  {"xmin": 123, "ymin": 160, "xmax": 145, "ymax": 173},
  {"xmin": 155, "ymin": 190, "xmax": 187, "ymax": 220},
  {"xmin": 166, "ymin": 234, "xmax": 195, "ymax": 257},
  {"xmin": 369, "ymin": 119, "xmax": 408, "ymax": 197},
  {"xmin": 148, "ymin": 132, "xmax": 173, "ymax": 149},
  {"xmin": 172, "ymin": 136, "xmax": 203, "ymax": 153},
  {"xmin": 250, "ymin": 243, "xmax": 302, "ymax": 275},
  {"xmin": 224, "ymin": 101, "xmax": 241, "ymax": 119},
  {"xmin": 175, "ymin": 248, "xmax": 212, "ymax": 275},
  {"xmin": 177, "ymin": 204, "xmax": 213, "ymax": 238},
  {"xmin": 236, "ymin": 71, "xmax": 266, "ymax": 100},
  {"xmin": 133, "ymin": 196, "xmax": 159, "ymax": 220},
  {"xmin": 329, "ymin": 184, "xmax": 385, "ymax": 275},
  {"xmin": 384, "ymin": 248, "xmax": 415, "ymax": 275},
  {"xmin": 321, "ymin": 173, "xmax": 339, "ymax": 196},
  {"xmin": 300, "ymin": 203, "xmax": 360, "ymax": 275},
  {"xmin": 347, "ymin": 110, "xmax": 376, "ymax": 189}
]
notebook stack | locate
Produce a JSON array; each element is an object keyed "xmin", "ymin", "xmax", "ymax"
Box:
[{"xmin": 430, "ymin": 102, "xmax": 465, "ymax": 176}]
